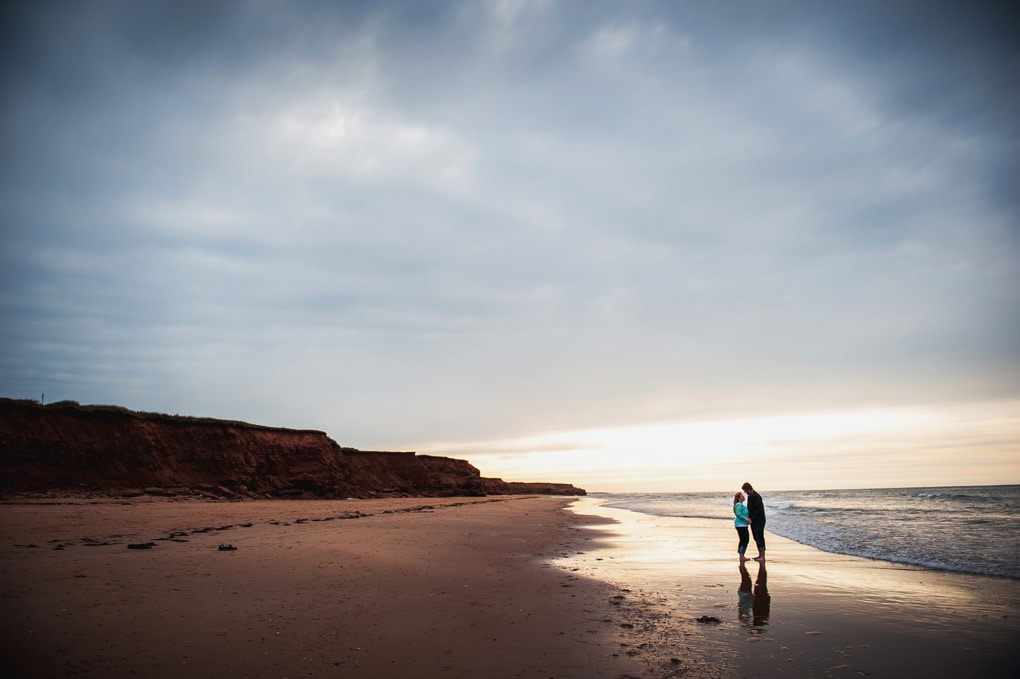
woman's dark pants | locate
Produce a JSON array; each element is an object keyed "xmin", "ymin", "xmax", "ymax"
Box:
[{"xmin": 736, "ymin": 526, "xmax": 749, "ymax": 555}]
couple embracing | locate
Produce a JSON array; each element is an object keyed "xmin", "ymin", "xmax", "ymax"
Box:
[{"xmin": 733, "ymin": 482, "xmax": 766, "ymax": 562}]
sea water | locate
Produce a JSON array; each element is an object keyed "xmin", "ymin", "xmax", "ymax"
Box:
[{"xmin": 595, "ymin": 484, "xmax": 1020, "ymax": 579}]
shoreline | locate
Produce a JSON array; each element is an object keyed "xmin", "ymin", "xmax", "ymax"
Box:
[{"xmin": 562, "ymin": 497, "xmax": 1020, "ymax": 678}]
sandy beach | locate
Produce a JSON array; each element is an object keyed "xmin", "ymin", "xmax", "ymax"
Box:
[
  {"xmin": 2, "ymin": 494, "xmax": 1018, "ymax": 678},
  {"xmin": 0, "ymin": 495, "xmax": 657, "ymax": 678}
]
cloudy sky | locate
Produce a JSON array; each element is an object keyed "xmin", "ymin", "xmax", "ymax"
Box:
[{"xmin": 2, "ymin": 1, "xmax": 1017, "ymax": 491}]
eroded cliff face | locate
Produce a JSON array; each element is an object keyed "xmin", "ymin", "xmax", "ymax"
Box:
[{"xmin": 0, "ymin": 400, "xmax": 585, "ymax": 498}]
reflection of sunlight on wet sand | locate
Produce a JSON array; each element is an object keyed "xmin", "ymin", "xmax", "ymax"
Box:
[
  {"xmin": 564, "ymin": 498, "xmax": 997, "ymax": 609},
  {"xmin": 559, "ymin": 497, "xmax": 1020, "ymax": 678},
  {"xmin": 558, "ymin": 500, "xmax": 735, "ymax": 576}
]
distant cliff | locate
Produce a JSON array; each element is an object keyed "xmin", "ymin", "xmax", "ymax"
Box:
[{"xmin": 0, "ymin": 399, "xmax": 585, "ymax": 499}]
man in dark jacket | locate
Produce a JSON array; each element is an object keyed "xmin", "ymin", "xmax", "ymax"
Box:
[{"xmin": 742, "ymin": 482, "xmax": 766, "ymax": 561}]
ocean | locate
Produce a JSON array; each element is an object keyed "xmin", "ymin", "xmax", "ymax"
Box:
[{"xmin": 594, "ymin": 484, "xmax": 1020, "ymax": 580}]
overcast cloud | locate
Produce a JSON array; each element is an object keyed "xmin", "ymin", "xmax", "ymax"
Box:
[{"xmin": 1, "ymin": 1, "xmax": 1017, "ymax": 482}]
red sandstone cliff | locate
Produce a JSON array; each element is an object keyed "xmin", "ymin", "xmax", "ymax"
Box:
[{"xmin": 0, "ymin": 399, "xmax": 585, "ymax": 498}]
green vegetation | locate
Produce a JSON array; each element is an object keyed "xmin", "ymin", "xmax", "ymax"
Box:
[{"xmin": 0, "ymin": 397, "xmax": 320, "ymax": 433}]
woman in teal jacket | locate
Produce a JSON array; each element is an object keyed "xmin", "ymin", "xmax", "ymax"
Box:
[{"xmin": 733, "ymin": 491, "xmax": 750, "ymax": 561}]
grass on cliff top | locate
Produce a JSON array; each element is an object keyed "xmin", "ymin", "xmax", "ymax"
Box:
[{"xmin": 0, "ymin": 397, "xmax": 324, "ymax": 434}]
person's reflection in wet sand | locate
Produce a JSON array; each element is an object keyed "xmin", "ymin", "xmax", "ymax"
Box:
[
  {"xmin": 738, "ymin": 562, "xmax": 754, "ymax": 622},
  {"xmin": 738, "ymin": 561, "xmax": 770, "ymax": 629},
  {"xmin": 753, "ymin": 561, "xmax": 770, "ymax": 627}
]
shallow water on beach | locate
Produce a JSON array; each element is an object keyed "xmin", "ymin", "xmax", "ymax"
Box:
[
  {"xmin": 595, "ymin": 484, "xmax": 1020, "ymax": 579},
  {"xmin": 561, "ymin": 495, "xmax": 1020, "ymax": 678}
]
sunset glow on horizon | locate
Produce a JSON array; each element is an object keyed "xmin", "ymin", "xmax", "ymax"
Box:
[{"xmin": 419, "ymin": 399, "xmax": 1020, "ymax": 493}]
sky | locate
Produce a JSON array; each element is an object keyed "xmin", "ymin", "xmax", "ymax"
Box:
[{"xmin": 1, "ymin": 0, "xmax": 1018, "ymax": 492}]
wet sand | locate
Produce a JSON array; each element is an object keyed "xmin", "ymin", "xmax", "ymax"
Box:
[
  {"xmin": 561, "ymin": 497, "xmax": 1020, "ymax": 678},
  {"xmin": 4, "ymin": 494, "xmax": 1017, "ymax": 678},
  {"xmin": 0, "ymin": 495, "xmax": 656, "ymax": 678}
]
